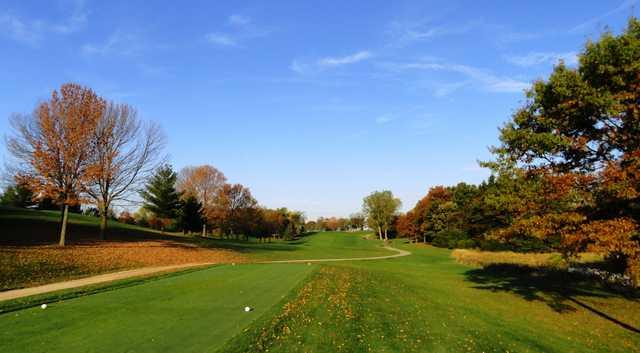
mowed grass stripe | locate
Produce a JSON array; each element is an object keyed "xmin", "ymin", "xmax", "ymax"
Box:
[{"xmin": 0, "ymin": 263, "xmax": 316, "ymax": 353}]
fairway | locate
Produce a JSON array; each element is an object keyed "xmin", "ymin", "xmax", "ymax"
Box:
[
  {"xmin": 0, "ymin": 263, "xmax": 316, "ymax": 352},
  {"xmin": 1, "ymin": 232, "xmax": 638, "ymax": 353},
  {"xmin": 200, "ymin": 231, "xmax": 393, "ymax": 262}
]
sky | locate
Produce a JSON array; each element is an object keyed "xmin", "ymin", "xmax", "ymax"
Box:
[{"xmin": 0, "ymin": 0, "xmax": 637, "ymax": 219}]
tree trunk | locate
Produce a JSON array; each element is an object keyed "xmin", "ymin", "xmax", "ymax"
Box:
[
  {"xmin": 377, "ymin": 226, "xmax": 383, "ymax": 240},
  {"xmin": 59, "ymin": 204, "xmax": 69, "ymax": 246},
  {"xmin": 384, "ymin": 228, "xmax": 388, "ymax": 241},
  {"xmin": 99, "ymin": 210, "xmax": 108, "ymax": 240},
  {"xmin": 202, "ymin": 223, "xmax": 207, "ymax": 237}
]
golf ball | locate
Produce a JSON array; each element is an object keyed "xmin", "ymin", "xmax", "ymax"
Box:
[
  {"xmin": 244, "ymin": 306, "xmax": 251, "ymax": 312},
  {"xmin": 41, "ymin": 304, "xmax": 47, "ymax": 309}
]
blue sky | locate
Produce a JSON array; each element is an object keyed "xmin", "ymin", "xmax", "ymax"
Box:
[{"xmin": 0, "ymin": 0, "xmax": 636, "ymax": 219}]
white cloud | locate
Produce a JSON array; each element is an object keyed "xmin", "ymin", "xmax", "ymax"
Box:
[
  {"xmin": 570, "ymin": 0, "xmax": 637, "ymax": 34},
  {"xmin": 0, "ymin": 1, "xmax": 87, "ymax": 45},
  {"xmin": 376, "ymin": 114, "xmax": 395, "ymax": 124},
  {"xmin": 317, "ymin": 51, "xmax": 372, "ymax": 67},
  {"xmin": 386, "ymin": 20, "xmax": 479, "ymax": 47},
  {"xmin": 205, "ymin": 32, "xmax": 238, "ymax": 47},
  {"xmin": 228, "ymin": 14, "xmax": 251, "ymax": 27},
  {"xmin": 205, "ymin": 14, "xmax": 268, "ymax": 48},
  {"xmin": 433, "ymin": 81, "xmax": 468, "ymax": 98},
  {"xmin": 504, "ymin": 51, "xmax": 579, "ymax": 67},
  {"xmin": 289, "ymin": 60, "xmax": 309, "ymax": 74},
  {"xmin": 382, "ymin": 59, "xmax": 529, "ymax": 93},
  {"xmin": 0, "ymin": 13, "xmax": 43, "ymax": 44},
  {"xmin": 82, "ymin": 31, "xmax": 145, "ymax": 56},
  {"xmin": 291, "ymin": 50, "xmax": 372, "ymax": 74}
]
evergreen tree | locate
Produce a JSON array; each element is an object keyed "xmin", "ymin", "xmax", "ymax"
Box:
[
  {"xmin": 140, "ymin": 165, "xmax": 181, "ymax": 219},
  {"xmin": 178, "ymin": 195, "xmax": 204, "ymax": 234},
  {"xmin": 0, "ymin": 183, "xmax": 34, "ymax": 208}
]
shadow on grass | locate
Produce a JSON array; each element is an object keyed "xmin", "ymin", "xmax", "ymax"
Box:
[{"xmin": 465, "ymin": 264, "xmax": 640, "ymax": 334}]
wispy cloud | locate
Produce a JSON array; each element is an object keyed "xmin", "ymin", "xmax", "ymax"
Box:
[
  {"xmin": 386, "ymin": 19, "xmax": 479, "ymax": 47},
  {"xmin": 432, "ymin": 81, "xmax": 469, "ymax": 98},
  {"xmin": 504, "ymin": 51, "xmax": 579, "ymax": 67},
  {"xmin": 381, "ymin": 59, "xmax": 529, "ymax": 93},
  {"xmin": 291, "ymin": 50, "xmax": 372, "ymax": 74},
  {"xmin": 82, "ymin": 30, "xmax": 146, "ymax": 56},
  {"xmin": 205, "ymin": 14, "xmax": 268, "ymax": 48},
  {"xmin": 375, "ymin": 114, "xmax": 395, "ymax": 124},
  {"xmin": 570, "ymin": 0, "xmax": 637, "ymax": 34},
  {"xmin": 318, "ymin": 51, "xmax": 372, "ymax": 67},
  {"xmin": 0, "ymin": 0, "xmax": 87, "ymax": 45},
  {"xmin": 228, "ymin": 14, "xmax": 251, "ymax": 27},
  {"xmin": 205, "ymin": 33, "xmax": 238, "ymax": 47}
]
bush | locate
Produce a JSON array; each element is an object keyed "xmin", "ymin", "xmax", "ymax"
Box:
[{"xmin": 432, "ymin": 229, "xmax": 476, "ymax": 249}]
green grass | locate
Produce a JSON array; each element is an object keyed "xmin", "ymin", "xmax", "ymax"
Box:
[
  {"xmin": 1, "ymin": 228, "xmax": 639, "ymax": 352},
  {"xmin": 198, "ymin": 231, "xmax": 391, "ymax": 261},
  {"xmin": 222, "ymin": 241, "xmax": 640, "ymax": 353},
  {"xmin": 0, "ymin": 263, "xmax": 317, "ymax": 353}
]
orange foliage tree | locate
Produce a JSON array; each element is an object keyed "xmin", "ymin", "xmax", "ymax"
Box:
[
  {"xmin": 176, "ymin": 165, "xmax": 227, "ymax": 236},
  {"xmin": 7, "ymin": 83, "xmax": 106, "ymax": 246},
  {"xmin": 209, "ymin": 183, "xmax": 258, "ymax": 240}
]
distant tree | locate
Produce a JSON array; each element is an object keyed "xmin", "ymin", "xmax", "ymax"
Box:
[
  {"xmin": 363, "ymin": 190, "xmax": 402, "ymax": 241},
  {"xmin": 349, "ymin": 213, "xmax": 365, "ymax": 231},
  {"xmin": 86, "ymin": 102, "xmax": 165, "ymax": 240},
  {"xmin": 209, "ymin": 183, "xmax": 258, "ymax": 240},
  {"xmin": 177, "ymin": 194, "xmax": 204, "ymax": 235},
  {"xmin": 0, "ymin": 182, "xmax": 34, "ymax": 208},
  {"xmin": 6, "ymin": 83, "xmax": 106, "ymax": 246},
  {"xmin": 176, "ymin": 165, "xmax": 226, "ymax": 236},
  {"xmin": 139, "ymin": 164, "xmax": 181, "ymax": 230},
  {"xmin": 117, "ymin": 211, "xmax": 136, "ymax": 225},
  {"xmin": 287, "ymin": 210, "xmax": 306, "ymax": 238},
  {"xmin": 396, "ymin": 211, "xmax": 419, "ymax": 242}
]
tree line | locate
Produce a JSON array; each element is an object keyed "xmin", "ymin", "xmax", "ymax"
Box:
[
  {"xmin": 1, "ymin": 83, "xmax": 307, "ymax": 244},
  {"xmin": 133, "ymin": 163, "xmax": 307, "ymax": 241},
  {"xmin": 392, "ymin": 19, "xmax": 640, "ymax": 285}
]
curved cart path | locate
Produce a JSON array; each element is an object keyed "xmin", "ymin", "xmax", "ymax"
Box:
[
  {"xmin": 260, "ymin": 245, "xmax": 411, "ymax": 264},
  {"xmin": 0, "ymin": 245, "xmax": 411, "ymax": 302}
]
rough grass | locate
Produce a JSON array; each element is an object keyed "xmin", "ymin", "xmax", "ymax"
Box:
[
  {"xmin": 0, "ymin": 207, "xmax": 247, "ymax": 291},
  {"xmin": 0, "ymin": 241, "xmax": 245, "ymax": 291},
  {"xmin": 451, "ymin": 248, "xmax": 602, "ymax": 268}
]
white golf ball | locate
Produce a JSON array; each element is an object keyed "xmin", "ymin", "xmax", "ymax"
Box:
[
  {"xmin": 41, "ymin": 304, "xmax": 47, "ymax": 309},
  {"xmin": 244, "ymin": 306, "xmax": 251, "ymax": 312}
]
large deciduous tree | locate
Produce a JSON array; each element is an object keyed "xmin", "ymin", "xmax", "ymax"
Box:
[
  {"xmin": 490, "ymin": 18, "xmax": 640, "ymax": 284},
  {"xmin": 86, "ymin": 102, "xmax": 165, "ymax": 240},
  {"xmin": 7, "ymin": 83, "xmax": 106, "ymax": 246},
  {"xmin": 176, "ymin": 165, "xmax": 226, "ymax": 236},
  {"xmin": 362, "ymin": 190, "xmax": 401, "ymax": 241}
]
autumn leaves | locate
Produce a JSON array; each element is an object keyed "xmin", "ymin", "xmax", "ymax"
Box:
[{"xmin": 7, "ymin": 83, "xmax": 164, "ymax": 245}]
